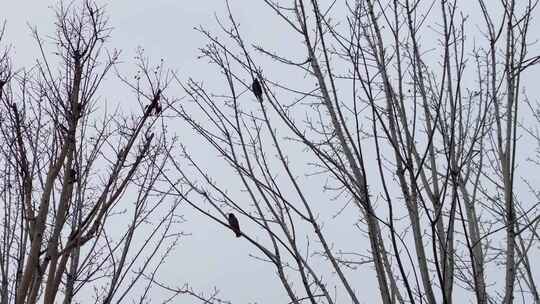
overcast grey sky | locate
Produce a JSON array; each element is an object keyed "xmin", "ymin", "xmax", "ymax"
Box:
[
  {"xmin": 3, "ymin": 1, "xmax": 540, "ymax": 303},
  {"xmin": 3, "ymin": 2, "xmax": 311, "ymax": 303}
]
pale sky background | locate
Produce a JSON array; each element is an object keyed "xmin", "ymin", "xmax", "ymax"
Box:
[{"xmin": 2, "ymin": 1, "xmax": 540, "ymax": 303}]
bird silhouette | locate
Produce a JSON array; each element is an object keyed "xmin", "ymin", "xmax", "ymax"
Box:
[
  {"xmin": 68, "ymin": 168, "xmax": 78, "ymax": 184},
  {"xmin": 227, "ymin": 213, "xmax": 242, "ymax": 238},
  {"xmin": 148, "ymin": 89, "xmax": 161, "ymax": 115},
  {"xmin": 252, "ymin": 78, "xmax": 263, "ymax": 101}
]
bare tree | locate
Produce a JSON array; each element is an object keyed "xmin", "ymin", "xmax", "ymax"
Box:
[
  {"xmin": 0, "ymin": 2, "xmax": 183, "ymax": 303},
  {"xmin": 3, "ymin": 0, "xmax": 539, "ymax": 303},
  {"xmin": 163, "ymin": 0, "xmax": 540, "ymax": 303}
]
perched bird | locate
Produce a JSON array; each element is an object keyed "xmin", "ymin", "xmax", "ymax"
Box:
[
  {"xmin": 251, "ymin": 78, "xmax": 263, "ymax": 101},
  {"xmin": 147, "ymin": 89, "xmax": 161, "ymax": 115},
  {"xmin": 227, "ymin": 213, "xmax": 242, "ymax": 238},
  {"xmin": 68, "ymin": 168, "xmax": 78, "ymax": 184}
]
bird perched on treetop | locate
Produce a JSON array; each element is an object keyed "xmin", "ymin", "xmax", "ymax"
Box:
[
  {"xmin": 149, "ymin": 89, "xmax": 162, "ymax": 115},
  {"xmin": 252, "ymin": 78, "xmax": 263, "ymax": 101},
  {"xmin": 227, "ymin": 213, "xmax": 242, "ymax": 238}
]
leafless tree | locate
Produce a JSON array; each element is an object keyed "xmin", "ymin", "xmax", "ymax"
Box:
[
  {"xmin": 0, "ymin": 2, "xmax": 183, "ymax": 303},
  {"xmin": 164, "ymin": 0, "xmax": 540, "ymax": 303}
]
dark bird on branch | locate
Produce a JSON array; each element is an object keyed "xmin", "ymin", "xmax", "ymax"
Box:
[
  {"xmin": 252, "ymin": 78, "xmax": 263, "ymax": 101},
  {"xmin": 227, "ymin": 213, "xmax": 242, "ymax": 238},
  {"xmin": 148, "ymin": 89, "xmax": 162, "ymax": 115},
  {"xmin": 68, "ymin": 168, "xmax": 78, "ymax": 184}
]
